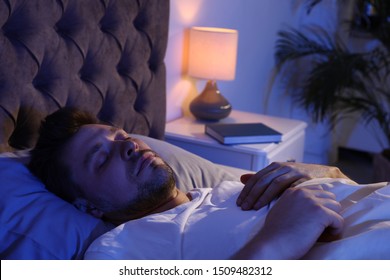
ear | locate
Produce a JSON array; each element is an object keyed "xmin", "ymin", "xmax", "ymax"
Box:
[
  {"xmin": 88, "ymin": 207, "xmax": 104, "ymax": 218},
  {"xmin": 72, "ymin": 198, "xmax": 104, "ymax": 218}
]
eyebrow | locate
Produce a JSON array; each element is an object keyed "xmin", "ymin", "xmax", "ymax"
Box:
[{"xmin": 82, "ymin": 126, "xmax": 119, "ymax": 168}]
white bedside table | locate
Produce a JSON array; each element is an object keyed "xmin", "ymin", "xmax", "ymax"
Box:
[{"xmin": 165, "ymin": 110, "xmax": 307, "ymax": 171}]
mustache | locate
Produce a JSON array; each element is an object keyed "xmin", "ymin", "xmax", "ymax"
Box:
[
  {"xmin": 136, "ymin": 149, "xmax": 174, "ymax": 176},
  {"xmin": 132, "ymin": 149, "xmax": 164, "ymax": 171},
  {"xmin": 137, "ymin": 149, "xmax": 158, "ymax": 159}
]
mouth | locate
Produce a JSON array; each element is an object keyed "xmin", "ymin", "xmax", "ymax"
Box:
[{"xmin": 135, "ymin": 150, "xmax": 158, "ymax": 176}]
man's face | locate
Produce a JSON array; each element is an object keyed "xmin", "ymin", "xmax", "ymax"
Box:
[{"xmin": 62, "ymin": 124, "xmax": 175, "ymax": 222}]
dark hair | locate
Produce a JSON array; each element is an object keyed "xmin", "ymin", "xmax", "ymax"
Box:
[{"xmin": 29, "ymin": 108, "xmax": 98, "ymax": 203}]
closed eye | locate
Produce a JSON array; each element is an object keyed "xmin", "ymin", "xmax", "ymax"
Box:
[{"xmin": 95, "ymin": 152, "xmax": 109, "ymax": 170}]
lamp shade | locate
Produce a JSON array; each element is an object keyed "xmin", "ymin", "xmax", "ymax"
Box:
[{"xmin": 188, "ymin": 27, "xmax": 238, "ymax": 81}]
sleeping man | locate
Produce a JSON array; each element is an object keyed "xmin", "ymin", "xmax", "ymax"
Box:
[{"xmin": 28, "ymin": 108, "xmax": 390, "ymax": 259}]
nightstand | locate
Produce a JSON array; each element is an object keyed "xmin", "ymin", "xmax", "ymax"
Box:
[{"xmin": 165, "ymin": 110, "xmax": 307, "ymax": 171}]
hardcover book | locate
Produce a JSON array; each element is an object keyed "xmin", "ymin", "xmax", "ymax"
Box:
[{"xmin": 205, "ymin": 122, "xmax": 282, "ymax": 144}]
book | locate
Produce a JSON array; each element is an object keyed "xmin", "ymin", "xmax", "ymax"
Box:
[{"xmin": 205, "ymin": 122, "xmax": 282, "ymax": 144}]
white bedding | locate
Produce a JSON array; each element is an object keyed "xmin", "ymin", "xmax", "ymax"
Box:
[
  {"xmin": 85, "ymin": 178, "xmax": 390, "ymax": 260},
  {"xmin": 303, "ymin": 178, "xmax": 390, "ymax": 259}
]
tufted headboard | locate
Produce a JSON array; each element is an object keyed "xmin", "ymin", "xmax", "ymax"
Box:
[{"xmin": 0, "ymin": 0, "xmax": 169, "ymax": 152}]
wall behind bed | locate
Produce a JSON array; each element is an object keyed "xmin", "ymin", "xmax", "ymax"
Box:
[
  {"xmin": 165, "ymin": 0, "xmax": 382, "ymax": 164},
  {"xmin": 0, "ymin": 0, "xmax": 169, "ymax": 152}
]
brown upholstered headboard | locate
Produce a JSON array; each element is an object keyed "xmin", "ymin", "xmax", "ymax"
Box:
[{"xmin": 0, "ymin": 0, "xmax": 169, "ymax": 152}]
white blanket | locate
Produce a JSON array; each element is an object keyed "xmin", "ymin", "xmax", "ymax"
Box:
[
  {"xmin": 302, "ymin": 178, "xmax": 390, "ymax": 259},
  {"xmin": 84, "ymin": 179, "xmax": 390, "ymax": 260}
]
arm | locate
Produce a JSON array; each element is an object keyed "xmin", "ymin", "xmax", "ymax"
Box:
[
  {"xmin": 232, "ymin": 185, "xmax": 344, "ymax": 260},
  {"xmin": 237, "ymin": 162, "xmax": 354, "ymax": 210}
]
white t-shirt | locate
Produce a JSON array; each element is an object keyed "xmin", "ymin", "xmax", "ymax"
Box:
[
  {"xmin": 84, "ymin": 179, "xmax": 390, "ymax": 260},
  {"xmin": 85, "ymin": 181, "xmax": 268, "ymax": 259}
]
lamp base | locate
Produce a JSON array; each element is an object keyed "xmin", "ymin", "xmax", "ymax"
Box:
[{"xmin": 190, "ymin": 80, "xmax": 232, "ymax": 121}]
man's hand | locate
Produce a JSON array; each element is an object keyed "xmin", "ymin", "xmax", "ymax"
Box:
[
  {"xmin": 236, "ymin": 162, "xmax": 352, "ymax": 210},
  {"xmin": 232, "ymin": 185, "xmax": 344, "ymax": 260}
]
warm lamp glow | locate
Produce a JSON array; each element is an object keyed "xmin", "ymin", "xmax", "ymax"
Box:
[
  {"xmin": 188, "ymin": 27, "xmax": 238, "ymax": 80},
  {"xmin": 174, "ymin": 0, "xmax": 204, "ymax": 24},
  {"xmin": 187, "ymin": 27, "xmax": 238, "ymax": 121}
]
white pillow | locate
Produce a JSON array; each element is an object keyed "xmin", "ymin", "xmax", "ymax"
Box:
[
  {"xmin": 0, "ymin": 137, "xmax": 238, "ymax": 259},
  {"xmin": 132, "ymin": 134, "xmax": 239, "ymax": 191}
]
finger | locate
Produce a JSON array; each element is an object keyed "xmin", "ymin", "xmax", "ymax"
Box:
[
  {"xmin": 315, "ymin": 189, "xmax": 337, "ymax": 200},
  {"xmin": 290, "ymin": 177, "xmax": 310, "ymax": 187},
  {"xmin": 323, "ymin": 206, "xmax": 344, "ymax": 236},
  {"xmin": 236, "ymin": 164, "xmax": 281, "ymax": 206},
  {"xmin": 322, "ymin": 196, "xmax": 341, "ymax": 214},
  {"xmin": 239, "ymin": 167, "xmax": 295, "ymax": 210},
  {"xmin": 297, "ymin": 186, "xmax": 340, "ymax": 212},
  {"xmin": 300, "ymin": 184, "xmax": 324, "ymax": 190},
  {"xmin": 251, "ymin": 173, "xmax": 314, "ymax": 210},
  {"xmin": 251, "ymin": 173, "xmax": 299, "ymax": 209},
  {"xmin": 240, "ymin": 173, "xmax": 254, "ymax": 184},
  {"xmin": 312, "ymin": 191, "xmax": 343, "ymax": 239}
]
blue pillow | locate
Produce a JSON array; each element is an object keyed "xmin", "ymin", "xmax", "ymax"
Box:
[{"xmin": 0, "ymin": 153, "xmax": 113, "ymax": 259}]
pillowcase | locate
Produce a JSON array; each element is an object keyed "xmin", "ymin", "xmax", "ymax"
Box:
[
  {"xmin": 0, "ymin": 153, "xmax": 113, "ymax": 260},
  {"xmin": 132, "ymin": 134, "xmax": 239, "ymax": 191},
  {"xmin": 0, "ymin": 136, "xmax": 238, "ymax": 259}
]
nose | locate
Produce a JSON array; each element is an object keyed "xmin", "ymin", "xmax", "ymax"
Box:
[{"xmin": 121, "ymin": 138, "xmax": 139, "ymax": 160}]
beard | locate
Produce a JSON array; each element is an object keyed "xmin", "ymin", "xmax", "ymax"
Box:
[
  {"xmin": 102, "ymin": 151, "xmax": 177, "ymax": 221},
  {"xmin": 125, "ymin": 159, "xmax": 176, "ymax": 214}
]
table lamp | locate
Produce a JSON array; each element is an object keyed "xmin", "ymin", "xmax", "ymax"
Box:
[{"xmin": 188, "ymin": 27, "xmax": 238, "ymax": 121}]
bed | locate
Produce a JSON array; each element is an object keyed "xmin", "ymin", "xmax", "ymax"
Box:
[
  {"xmin": 1, "ymin": 0, "xmax": 390, "ymax": 260},
  {"xmin": 0, "ymin": 0, "xmax": 240, "ymax": 260}
]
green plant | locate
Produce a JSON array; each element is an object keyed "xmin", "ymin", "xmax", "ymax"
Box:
[{"xmin": 274, "ymin": 0, "xmax": 390, "ymax": 150}]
